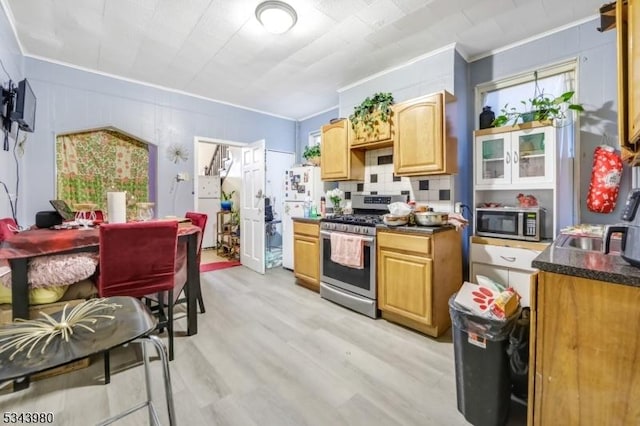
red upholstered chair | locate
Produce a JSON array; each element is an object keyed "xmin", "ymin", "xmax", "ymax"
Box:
[
  {"xmin": 183, "ymin": 211, "xmax": 207, "ymax": 312},
  {"xmin": 0, "ymin": 217, "xmax": 18, "ymax": 241},
  {"xmin": 98, "ymin": 221, "xmax": 179, "ymax": 381},
  {"xmin": 93, "ymin": 210, "xmax": 104, "ymax": 223}
]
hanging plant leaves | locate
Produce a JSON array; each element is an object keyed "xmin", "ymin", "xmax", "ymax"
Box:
[{"xmin": 349, "ymin": 92, "xmax": 394, "ymax": 137}]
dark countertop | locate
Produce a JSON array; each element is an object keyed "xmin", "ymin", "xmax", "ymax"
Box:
[
  {"xmin": 292, "ymin": 217, "xmax": 322, "ymax": 224},
  {"xmin": 376, "ymin": 224, "xmax": 457, "ymax": 235},
  {"xmin": 291, "ymin": 217, "xmax": 456, "ymax": 234},
  {"xmin": 532, "ymin": 237, "xmax": 640, "ymax": 286}
]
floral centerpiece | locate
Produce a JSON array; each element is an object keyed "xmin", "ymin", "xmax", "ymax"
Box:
[{"xmin": 326, "ymin": 188, "xmax": 344, "ymax": 214}]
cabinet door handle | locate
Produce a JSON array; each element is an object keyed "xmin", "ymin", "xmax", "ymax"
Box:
[
  {"xmin": 513, "ymin": 151, "xmax": 519, "ymax": 163},
  {"xmin": 500, "ymin": 255, "xmax": 516, "ymax": 262},
  {"xmin": 505, "ymin": 152, "xmax": 511, "ymax": 164}
]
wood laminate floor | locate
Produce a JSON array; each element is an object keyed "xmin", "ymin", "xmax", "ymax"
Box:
[{"xmin": 0, "ymin": 267, "xmax": 526, "ymax": 425}]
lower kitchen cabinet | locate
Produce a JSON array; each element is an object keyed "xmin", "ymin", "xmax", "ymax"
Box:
[
  {"xmin": 377, "ymin": 228, "xmax": 462, "ymax": 337},
  {"xmin": 470, "ymin": 236, "xmax": 548, "ymax": 307},
  {"xmin": 293, "ymin": 220, "xmax": 320, "ymax": 291},
  {"xmin": 530, "ymin": 271, "xmax": 640, "ymax": 425}
]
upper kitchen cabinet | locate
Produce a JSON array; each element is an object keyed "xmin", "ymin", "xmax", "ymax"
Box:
[
  {"xmin": 321, "ymin": 119, "xmax": 365, "ymax": 181},
  {"xmin": 350, "ymin": 110, "xmax": 394, "ymax": 149},
  {"xmin": 475, "ymin": 123, "xmax": 555, "ymax": 189},
  {"xmin": 393, "ymin": 92, "xmax": 457, "ymax": 176},
  {"xmin": 616, "ymin": 0, "xmax": 640, "ymax": 164}
]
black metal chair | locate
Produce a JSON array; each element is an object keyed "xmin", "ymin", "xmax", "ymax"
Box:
[{"xmin": 0, "ymin": 296, "xmax": 176, "ymax": 425}]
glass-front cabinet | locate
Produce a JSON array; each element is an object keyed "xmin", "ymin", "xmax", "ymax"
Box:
[{"xmin": 475, "ymin": 125, "xmax": 555, "ymax": 189}]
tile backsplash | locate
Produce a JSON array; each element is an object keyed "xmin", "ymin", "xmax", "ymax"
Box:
[{"xmin": 338, "ymin": 147, "xmax": 455, "ymax": 212}]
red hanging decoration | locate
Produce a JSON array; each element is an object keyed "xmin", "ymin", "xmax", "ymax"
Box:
[{"xmin": 586, "ymin": 145, "xmax": 623, "ymax": 214}]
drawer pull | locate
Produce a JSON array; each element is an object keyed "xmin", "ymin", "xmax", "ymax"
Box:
[{"xmin": 500, "ymin": 255, "xmax": 516, "ymax": 262}]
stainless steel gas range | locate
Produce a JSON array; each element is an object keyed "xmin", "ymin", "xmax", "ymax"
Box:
[{"xmin": 319, "ymin": 194, "xmax": 406, "ymax": 318}]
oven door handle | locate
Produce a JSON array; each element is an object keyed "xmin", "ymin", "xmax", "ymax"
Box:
[{"xmin": 320, "ymin": 230, "xmax": 375, "ymax": 243}]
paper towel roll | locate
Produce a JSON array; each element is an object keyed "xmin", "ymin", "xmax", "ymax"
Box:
[{"xmin": 107, "ymin": 192, "xmax": 127, "ymax": 223}]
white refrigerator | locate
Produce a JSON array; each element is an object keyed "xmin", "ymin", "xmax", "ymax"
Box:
[
  {"xmin": 197, "ymin": 175, "xmax": 221, "ymax": 249},
  {"xmin": 282, "ymin": 166, "xmax": 328, "ymax": 269}
]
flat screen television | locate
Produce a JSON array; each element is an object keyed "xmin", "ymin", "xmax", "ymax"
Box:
[{"xmin": 11, "ymin": 79, "xmax": 36, "ymax": 132}]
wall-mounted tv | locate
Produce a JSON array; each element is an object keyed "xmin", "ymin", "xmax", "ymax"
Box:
[{"xmin": 10, "ymin": 79, "xmax": 36, "ymax": 132}]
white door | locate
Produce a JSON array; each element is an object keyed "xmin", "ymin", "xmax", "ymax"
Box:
[{"xmin": 241, "ymin": 140, "xmax": 266, "ymax": 274}]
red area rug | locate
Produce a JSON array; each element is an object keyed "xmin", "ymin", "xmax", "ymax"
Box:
[{"xmin": 200, "ymin": 260, "xmax": 242, "ymax": 273}]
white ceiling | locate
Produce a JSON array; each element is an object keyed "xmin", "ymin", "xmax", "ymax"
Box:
[{"xmin": 3, "ymin": 0, "xmax": 604, "ymax": 120}]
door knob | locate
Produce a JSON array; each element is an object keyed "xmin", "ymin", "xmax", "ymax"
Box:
[{"xmin": 255, "ymin": 189, "xmax": 264, "ymax": 198}]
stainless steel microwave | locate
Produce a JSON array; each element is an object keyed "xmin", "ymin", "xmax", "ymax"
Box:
[{"xmin": 476, "ymin": 207, "xmax": 544, "ymax": 241}]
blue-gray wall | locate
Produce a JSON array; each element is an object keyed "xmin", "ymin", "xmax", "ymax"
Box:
[
  {"xmin": 22, "ymin": 58, "xmax": 296, "ymax": 221},
  {"xmin": 0, "ymin": 4, "xmax": 24, "ymax": 222},
  {"xmin": 338, "ymin": 47, "xmax": 456, "ymax": 117},
  {"xmin": 453, "ymin": 50, "xmax": 473, "ymax": 278},
  {"xmin": 470, "ymin": 19, "xmax": 626, "ymax": 225},
  {"xmin": 297, "ymin": 108, "xmax": 338, "ymax": 163}
]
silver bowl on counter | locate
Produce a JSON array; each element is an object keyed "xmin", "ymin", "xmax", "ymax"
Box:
[
  {"xmin": 382, "ymin": 214, "xmax": 409, "ymax": 226},
  {"xmin": 414, "ymin": 211, "xmax": 448, "ymax": 226}
]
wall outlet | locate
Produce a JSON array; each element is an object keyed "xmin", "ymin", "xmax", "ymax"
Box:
[{"xmin": 454, "ymin": 202, "xmax": 462, "ymax": 214}]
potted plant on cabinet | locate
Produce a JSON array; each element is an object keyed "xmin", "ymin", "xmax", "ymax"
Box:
[
  {"xmin": 221, "ymin": 190, "xmax": 235, "ymax": 211},
  {"xmin": 349, "ymin": 92, "xmax": 394, "ymax": 142},
  {"xmin": 303, "ymin": 143, "xmax": 321, "ymax": 166},
  {"xmin": 491, "ymin": 89, "xmax": 584, "ymax": 127}
]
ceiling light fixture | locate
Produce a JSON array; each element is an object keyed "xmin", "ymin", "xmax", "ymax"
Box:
[{"xmin": 255, "ymin": 1, "xmax": 297, "ymax": 34}]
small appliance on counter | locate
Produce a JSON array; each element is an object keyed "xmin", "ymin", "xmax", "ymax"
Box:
[
  {"xmin": 476, "ymin": 206, "xmax": 545, "ymax": 241},
  {"xmin": 604, "ymin": 188, "xmax": 640, "ymax": 266}
]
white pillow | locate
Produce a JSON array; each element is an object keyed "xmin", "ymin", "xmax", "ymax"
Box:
[{"xmin": 28, "ymin": 253, "xmax": 98, "ymax": 288}]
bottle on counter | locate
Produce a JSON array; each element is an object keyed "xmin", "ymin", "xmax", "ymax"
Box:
[
  {"xmin": 310, "ymin": 201, "xmax": 318, "ymax": 217},
  {"xmin": 303, "ymin": 197, "xmax": 311, "ymax": 218},
  {"xmin": 320, "ymin": 196, "xmax": 326, "ymax": 218},
  {"xmin": 408, "ymin": 200, "xmax": 416, "ymax": 226}
]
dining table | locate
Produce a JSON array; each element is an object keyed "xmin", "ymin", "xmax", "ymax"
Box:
[{"xmin": 0, "ymin": 221, "xmax": 202, "ymax": 337}]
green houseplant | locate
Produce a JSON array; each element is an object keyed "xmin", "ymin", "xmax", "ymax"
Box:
[
  {"xmin": 492, "ymin": 91, "xmax": 584, "ymax": 127},
  {"xmin": 230, "ymin": 207, "xmax": 240, "ymax": 235},
  {"xmin": 221, "ymin": 190, "xmax": 235, "ymax": 211},
  {"xmin": 349, "ymin": 92, "xmax": 395, "ymax": 137},
  {"xmin": 303, "ymin": 143, "xmax": 321, "ymax": 165}
]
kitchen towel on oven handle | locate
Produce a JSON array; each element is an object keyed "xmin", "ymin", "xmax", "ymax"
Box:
[
  {"xmin": 586, "ymin": 144, "xmax": 623, "ymax": 214},
  {"xmin": 330, "ymin": 232, "xmax": 364, "ymax": 269}
]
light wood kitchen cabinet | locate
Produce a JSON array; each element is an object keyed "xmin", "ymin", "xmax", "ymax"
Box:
[
  {"xmin": 350, "ymin": 110, "xmax": 394, "ymax": 149},
  {"xmin": 377, "ymin": 228, "xmax": 462, "ymax": 337},
  {"xmin": 529, "ymin": 271, "xmax": 640, "ymax": 425},
  {"xmin": 320, "ymin": 119, "xmax": 365, "ymax": 181},
  {"xmin": 616, "ymin": 0, "xmax": 640, "ymax": 164},
  {"xmin": 392, "ymin": 92, "xmax": 457, "ymax": 176},
  {"xmin": 469, "ymin": 236, "xmax": 548, "ymax": 307},
  {"xmin": 293, "ymin": 220, "xmax": 320, "ymax": 291}
]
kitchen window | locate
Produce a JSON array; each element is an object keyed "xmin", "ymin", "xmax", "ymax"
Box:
[{"xmin": 308, "ymin": 130, "xmax": 321, "ymax": 147}]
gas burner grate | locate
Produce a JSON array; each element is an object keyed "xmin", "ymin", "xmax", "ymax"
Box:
[{"xmin": 322, "ymin": 214, "xmax": 383, "ymax": 226}]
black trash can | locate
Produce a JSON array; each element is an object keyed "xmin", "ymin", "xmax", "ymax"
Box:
[{"xmin": 449, "ymin": 295, "xmax": 521, "ymax": 426}]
